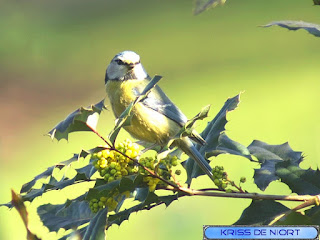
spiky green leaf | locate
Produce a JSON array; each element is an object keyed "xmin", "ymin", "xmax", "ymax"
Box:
[
  {"xmin": 183, "ymin": 94, "xmax": 240, "ymax": 183},
  {"xmin": 275, "ymin": 161, "xmax": 320, "ymax": 195},
  {"xmin": 263, "ymin": 21, "xmax": 320, "ymax": 37},
  {"xmin": 206, "ymin": 133, "xmax": 252, "ymax": 159},
  {"xmin": 83, "ymin": 207, "xmax": 108, "ymax": 240},
  {"xmin": 234, "ymin": 200, "xmax": 289, "ymax": 225},
  {"xmin": 48, "ymin": 100, "xmax": 106, "ymax": 141},
  {"xmin": 38, "ymin": 200, "xmax": 94, "ymax": 232}
]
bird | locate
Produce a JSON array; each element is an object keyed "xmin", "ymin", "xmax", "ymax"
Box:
[{"xmin": 104, "ymin": 50, "xmax": 214, "ymax": 181}]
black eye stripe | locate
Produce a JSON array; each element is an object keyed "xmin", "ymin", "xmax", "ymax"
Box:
[
  {"xmin": 114, "ymin": 59, "xmax": 140, "ymax": 66},
  {"xmin": 115, "ymin": 59, "xmax": 125, "ymax": 65}
]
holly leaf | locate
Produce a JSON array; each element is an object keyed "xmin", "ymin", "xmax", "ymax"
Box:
[
  {"xmin": 314, "ymin": 0, "xmax": 320, "ymax": 5},
  {"xmin": 83, "ymin": 207, "xmax": 108, "ymax": 240},
  {"xmin": 248, "ymin": 141, "xmax": 303, "ymax": 191},
  {"xmin": 20, "ymin": 148, "xmax": 95, "ymax": 195},
  {"xmin": 262, "ymin": 21, "xmax": 320, "ymax": 37},
  {"xmin": 48, "ymin": 100, "xmax": 106, "ymax": 141},
  {"xmin": 108, "ymin": 191, "xmax": 178, "ymax": 228},
  {"xmin": 305, "ymin": 205, "xmax": 320, "ymax": 224},
  {"xmin": 20, "ymin": 166, "xmax": 57, "ymax": 194},
  {"xmin": 273, "ymin": 211, "xmax": 313, "ymax": 225},
  {"xmin": 185, "ymin": 105, "xmax": 211, "ymax": 130},
  {"xmin": 183, "ymin": 94, "xmax": 240, "ymax": 183},
  {"xmin": 38, "ymin": 200, "xmax": 95, "ymax": 232},
  {"xmin": 234, "ymin": 200, "xmax": 289, "ymax": 225},
  {"xmin": 275, "ymin": 161, "xmax": 320, "ymax": 195},
  {"xmin": 194, "ymin": 0, "xmax": 226, "ymax": 15},
  {"xmin": 206, "ymin": 133, "xmax": 252, "ymax": 160}
]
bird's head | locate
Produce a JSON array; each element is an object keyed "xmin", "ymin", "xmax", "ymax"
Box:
[{"xmin": 105, "ymin": 51, "xmax": 149, "ymax": 83}]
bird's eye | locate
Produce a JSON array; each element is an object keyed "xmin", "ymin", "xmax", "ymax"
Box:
[{"xmin": 115, "ymin": 59, "xmax": 124, "ymax": 65}]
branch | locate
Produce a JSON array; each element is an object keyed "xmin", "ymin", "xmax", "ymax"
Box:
[
  {"xmin": 170, "ymin": 186, "xmax": 318, "ymax": 202},
  {"xmin": 87, "ymin": 125, "xmax": 113, "ymax": 148},
  {"xmin": 268, "ymin": 195, "xmax": 320, "ymax": 225}
]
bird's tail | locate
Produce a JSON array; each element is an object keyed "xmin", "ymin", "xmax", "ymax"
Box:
[{"xmin": 178, "ymin": 137, "xmax": 215, "ymax": 182}]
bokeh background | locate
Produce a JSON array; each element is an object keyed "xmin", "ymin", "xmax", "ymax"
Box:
[{"xmin": 1, "ymin": 0, "xmax": 320, "ymax": 239}]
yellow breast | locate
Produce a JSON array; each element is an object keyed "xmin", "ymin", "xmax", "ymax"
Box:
[{"xmin": 105, "ymin": 79, "xmax": 180, "ymax": 144}]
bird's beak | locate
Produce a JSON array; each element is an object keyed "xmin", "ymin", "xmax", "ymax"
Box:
[{"xmin": 128, "ymin": 63, "xmax": 135, "ymax": 68}]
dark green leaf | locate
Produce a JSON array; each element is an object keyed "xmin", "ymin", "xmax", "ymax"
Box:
[
  {"xmin": 48, "ymin": 100, "xmax": 106, "ymax": 141},
  {"xmin": 273, "ymin": 211, "xmax": 313, "ymax": 225},
  {"xmin": 38, "ymin": 201, "xmax": 95, "ymax": 232},
  {"xmin": 108, "ymin": 102, "xmax": 134, "ymax": 144},
  {"xmin": 314, "ymin": 0, "xmax": 320, "ymax": 5},
  {"xmin": 234, "ymin": 200, "xmax": 289, "ymax": 225},
  {"xmin": 206, "ymin": 133, "xmax": 252, "ymax": 159},
  {"xmin": 194, "ymin": 0, "xmax": 226, "ymax": 15},
  {"xmin": 83, "ymin": 208, "xmax": 108, "ymax": 240},
  {"xmin": 108, "ymin": 188, "xmax": 177, "ymax": 227},
  {"xmin": 262, "ymin": 21, "xmax": 320, "ymax": 37},
  {"xmin": 20, "ymin": 148, "xmax": 95, "ymax": 195},
  {"xmin": 158, "ymin": 194, "xmax": 178, "ymax": 207},
  {"xmin": 77, "ymin": 164, "xmax": 97, "ymax": 179},
  {"xmin": 185, "ymin": 105, "xmax": 211, "ymax": 130},
  {"xmin": 275, "ymin": 161, "xmax": 320, "ymax": 195},
  {"xmin": 178, "ymin": 105, "xmax": 210, "ymax": 145},
  {"xmin": 20, "ymin": 166, "xmax": 56, "ymax": 194},
  {"xmin": 254, "ymin": 160, "xmax": 280, "ymax": 191},
  {"xmin": 249, "ymin": 141, "xmax": 302, "ymax": 165},
  {"xmin": 134, "ymin": 188, "xmax": 149, "ymax": 202},
  {"xmin": 184, "ymin": 94, "xmax": 240, "ymax": 183},
  {"xmin": 249, "ymin": 141, "xmax": 303, "ymax": 191},
  {"xmin": 305, "ymin": 205, "xmax": 320, "ymax": 224}
]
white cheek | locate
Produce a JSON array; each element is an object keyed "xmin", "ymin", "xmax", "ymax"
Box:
[
  {"xmin": 134, "ymin": 64, "xmax": 148, "ymax": 80},
  {"xmin": 107, "ymin": 64, "xmax": 127, "ymax": 79}
]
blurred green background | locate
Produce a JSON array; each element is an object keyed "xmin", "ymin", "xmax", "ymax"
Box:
[{"xmin": 1, "ymin": 0, "xmax": 320, "ymax": 239}]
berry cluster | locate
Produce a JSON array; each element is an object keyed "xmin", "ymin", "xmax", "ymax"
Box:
[
  {"xmin": 91, "ymin": 139, "xmax": 140, "ymax": 183},
  {"xmin": 89, "ymin": 191, "xmax": 130, "ymax": 213},
  {"xmin": 139, "ymin": 155, "xmax": 179, "ymax": 191},
  {"xmin": 212, "ymin": 166, "xmax": 229, "ymax": 190},
  {"xmin": 89, "ymin": 140, "xmax": 182, "ymax": 213}
]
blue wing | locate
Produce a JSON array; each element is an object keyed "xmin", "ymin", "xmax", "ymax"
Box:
[{"xmin": 133, "ymin": 84, "xmax": 188, "ymax": 126}]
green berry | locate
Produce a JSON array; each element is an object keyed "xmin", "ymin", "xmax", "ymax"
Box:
[
  {"xmin": 240, "ymin": 177, "xmax": 246, "ymax": 183},
  {"xmin": 100, "ymin": 197, "xmax": 107, "ymax": 202},
  {"xmin": 110, "ymin": 162, "xmax": 116, "ymax": 169},
  {"xmin": 172, "ymin": 159, "xmax": 178, "ymax": 166},
  {"xmin": 104, "ymin": 173, "xmax": 111, "ymax": 181},
  {"xmin": 214, "ymin": 179, "xmax": 220, "ymax": 186},
  {"xmin": 100, "ymin": 169, "xmax": 106, "ymax": 176},
  {"xmin": 175, "ymin": 169, "xmax": 181, "ymax": 175},
  {"xmin": 108, "ymin": 176, "xmax": 115, "ymax": 182},
  {"xmin": 121, "ymin": 169, "xmax": 128, "ymax": 176}
]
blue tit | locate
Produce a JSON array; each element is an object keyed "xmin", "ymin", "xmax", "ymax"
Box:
[{"xmin": 104, "ymin": 51, "xmax": 214, "ymax": 181}]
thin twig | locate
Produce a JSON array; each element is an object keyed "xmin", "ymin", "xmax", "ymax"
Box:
[
  {"xmin": 87, "ymin": 125, "xmax": 112, "ymax": 148},
  {"xmin": 268, "ymin": 195, "xmax": 320, "ymax": 225},
  {"xmin": 166, "ymin": 186, "xmax": 318, "ymax": 202}
]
